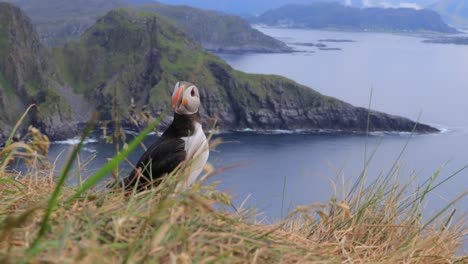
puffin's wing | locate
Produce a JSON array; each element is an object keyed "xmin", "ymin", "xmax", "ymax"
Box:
[{"xmin": 122, "ymin": 137, "xmax": 186, "ymax": 190}]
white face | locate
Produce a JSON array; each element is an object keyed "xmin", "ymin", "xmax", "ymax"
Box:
[{"xmin": 172, "ymin": 81, "xmax": 201, "ymax": 115}]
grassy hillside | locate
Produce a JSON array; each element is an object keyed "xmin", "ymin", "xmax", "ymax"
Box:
[
  {"xmin": 52, "ymin": 9, "xmax": 205, "ymax": 118},
  {"xmin": 52, "ymin": 8, "xmax": 313, "ymax": 121},
  {"xmin": 0, "ymin": 2, "xmax": 77, "ymax": 140},
  {"xmin": 5, "ymin": 0, "xmax": 131, "ymax": 46},
  {"xmin": 134, "ymin": 3, "xmax": 290, "ymax": 52},
  {"xmin": 53, "ymin": 8, "xmax": 438, "ymax": 133},
  {"xmin": 0, "ymin": 125, "xmax": 465, "ymax": 262},
  {"xmin": 0, "ymin": 2, "xmax": 49, "ymax": 123},
  {"xmin": 4, "ymin": 0, "xmax": 290, "ymax": 52}
]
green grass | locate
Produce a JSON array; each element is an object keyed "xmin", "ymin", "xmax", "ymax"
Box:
[{"xmin": 0, "ymin": 108, "xmax": 466, "ymax": 263}]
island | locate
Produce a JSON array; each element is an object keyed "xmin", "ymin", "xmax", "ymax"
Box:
[{"xmin": 250, "ymin": 2, "xmax": 458, "ymax": 34}]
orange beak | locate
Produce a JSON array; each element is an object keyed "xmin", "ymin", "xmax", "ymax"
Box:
[{"xmin": 172, "ymin": 85, "xmax": 184, "ymax": 110}]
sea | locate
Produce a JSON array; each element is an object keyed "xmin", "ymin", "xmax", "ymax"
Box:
[{"xmin": 46, "ymin": 27, "xmax": 467, "ymax": 226}]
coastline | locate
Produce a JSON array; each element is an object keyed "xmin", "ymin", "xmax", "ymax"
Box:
[
  {"xmin": 252, "ymin": 24, "xmax": 463, "ymax": 39},
  {"xmin": 48, "ymin": 123, "xmax": 448, "ymax": 145}
]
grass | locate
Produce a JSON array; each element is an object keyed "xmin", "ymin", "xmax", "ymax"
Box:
[{"xmin": 0, "ymin": 109, "xmax": 466, "ymax": 263}]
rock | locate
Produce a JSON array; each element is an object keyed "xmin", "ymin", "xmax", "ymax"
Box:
[
  {"xmin": 5, "ymin": 0, "xmax": 292, "ymax": 53},
  {"xmin": 0, "ymin": 2, "xmax": 79, "ymax": 140},
  {"xmin": 134, "ymin": 3, "xmax": 292, "ymax": 53}
]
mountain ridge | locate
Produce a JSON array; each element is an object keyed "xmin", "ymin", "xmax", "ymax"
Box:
[
  {"xmin": 251, "ymin": 2, "xmax": 457, "ymax": 33},
  {"xmin": 133, "ymin": 3, "xmax": 290, "ymax": 53},
  {"xmin": 4, "ymin": 0, "xmax": 290, "ymax": 53},
  {"xmin": 0, "ymin": 5, "xmax": 438, "ymax": 143}
]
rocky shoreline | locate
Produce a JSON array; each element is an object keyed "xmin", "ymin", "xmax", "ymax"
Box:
[{"xmin": 12, "ymin": 121, "xmax": 439, "ymax": 144}]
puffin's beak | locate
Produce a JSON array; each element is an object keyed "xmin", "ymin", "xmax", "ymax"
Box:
[{"xmin": 172, "ymin": 85, "xmax": 185, "ymax": 110}]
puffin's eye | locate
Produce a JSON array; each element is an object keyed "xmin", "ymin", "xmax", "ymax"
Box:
[{"xmin": 191, "ymin": 89, "xmax": 195, "ymax": 97}]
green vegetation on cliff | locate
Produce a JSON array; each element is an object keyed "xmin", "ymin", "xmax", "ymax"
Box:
[
  {"xmin": 53, "ymin": 8, "xmax": 437, "ymax": 134},
  {"xmin": 0, "ymin": 2, "xmax": 48, "ymax": 99},
  {"xmin": 5, "ymin": 0, "xmax": 290, "ymax": 52},
  {"xmin": 134, "ymin": 3, "xmax": 290, "ymax": 53},
  {"xmin": 1, "ymin": 4, "xmax": 439, "ymax": 142},
  {"xmin": 0, "ymin": 2, "xmax": 76, "ymax": 140},
  {"xmin": 4, "ymin": 0, "xmax": 131, "ymax": 46},
  {"xmin": 53, "ymin": 9, "xmax": 203, "ymax": 118}
]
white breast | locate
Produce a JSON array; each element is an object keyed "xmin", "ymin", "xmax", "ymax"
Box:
[{"xmin": 180, "ymin": 122, "xmax": 209, "ymax": 188}]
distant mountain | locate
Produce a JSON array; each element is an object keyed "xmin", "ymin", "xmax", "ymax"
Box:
[
  {"xmin": 133, "ymin": 3, "xmax": 290, "ymax": 53},
  {"xmin": 363, "ymin": 0, "xmax": 433, "ymax": 8},
  {"xmin": 126, "ymin": 0, "xmax": 154, "ymax": 3},
  {"xmin": 156, "ymin": 0, "xmax": 433, "ymax": 14},
  {"xmin": 252, "ymin": 2, "xmax": 457, "ymax": 33},
  {"xmin": 0, "ymin": 5, "xmax": 438, "ymax": 141},
  {"xmin": 156, "ymin": 0, "xmax": 322, "ymax": 15},
  {"xmin": 428, "ymin": 0, "xmax": 468, "ymax": 28},
  {"xmin": 4, "ymin": 0, "xmax": 289, "ymax": 52},
  {"xmin": 4, "ymin": 0, "xmax": 131, "ymax": 46}
]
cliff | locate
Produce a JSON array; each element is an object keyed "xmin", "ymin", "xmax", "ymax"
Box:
[
  {"xmin": 0, "ymin": 5, "xmax": 439, "ymax": 143},
  {"xmin": 4, "ymin": 0, "xmax": 130, "ymax": 46},
  {"xmin": 0, "ymin": 2, "xmax": 89, "ymax": 142},
  {"xmin": 133, "ymin": 3, "xmax": 291, "ymax": 53},
  {"xmin": 4, "ymin": 0, "xmax": 290, "ymax": 53},
  {"xmin": 52, "ymin": 9, "xmax": 438, "ymax": 135}
]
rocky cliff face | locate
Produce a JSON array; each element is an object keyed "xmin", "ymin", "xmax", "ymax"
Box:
[
  {"xmin": 53, "ymin": 9, "xmax": 438, "ymax": 135},
  {"xmin": 134, "ymin": 3, "xmax": 291, "ymax": 53},
  {"xmin": 203, "ymin": 63, "xmax": 436, "ymax": 132},
  {"xmin": 5, "ymin": 0, "xmax": 291, "ymax": 53},
  {"xmin": 0, "ymin": 5, "xmax": 439, "ymax": 144},
  {"xmin": 0, "ymin": 3, "xmax": 88, "ymax": 142},
  {"xmin": 4, "ymin": 0, "xmax": 130, "ymax": 46}
]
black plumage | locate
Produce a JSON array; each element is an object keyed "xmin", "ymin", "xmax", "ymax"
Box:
[{"xmin": 121, "ymin": 112, "xmax": 201, "ymax": 190}]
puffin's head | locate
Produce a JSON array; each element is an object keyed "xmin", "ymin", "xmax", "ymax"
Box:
[{"xmin": 172, "ymin": 81, "xmax": 200, "ymax": 115}]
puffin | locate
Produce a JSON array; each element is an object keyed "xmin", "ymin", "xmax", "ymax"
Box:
[{"xmin": 121, "ymin": 81, "xmax": 209, "ymax": 191}]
